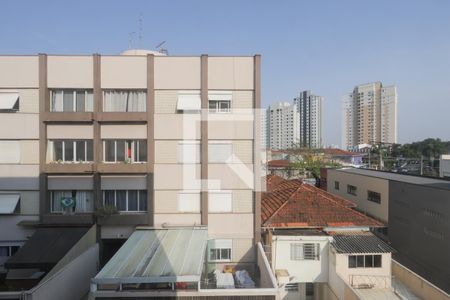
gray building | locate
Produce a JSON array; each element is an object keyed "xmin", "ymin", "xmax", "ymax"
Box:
[
  {"xmin": 294, "ymin": 90, "xmax": 323, "ymax": 149},
  {"xmin": 327, "ymin": 168, "xmax": 450, "ymax": 293}
]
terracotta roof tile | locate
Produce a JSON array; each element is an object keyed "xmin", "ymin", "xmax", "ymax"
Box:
[{"xmin": 262, "ymin": 176, "xmax": 383, "ymax": 229}]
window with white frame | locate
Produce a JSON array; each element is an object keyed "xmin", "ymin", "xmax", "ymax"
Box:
[
  {"xmin": 208, "ymin": 191, "xmax": 232, "ymax": 213},
  {"xmin": 290, "ymin": 243, "xmax": 320, "ymax": 260},
  {"xmin": 177, "ymin": 192, "xmax": 201, "ymax": 212},
  {"xmin": 208, "ymin": 93, "xmax": 232, "ymax": 113},
  {"xmin": 103, "ymin": 90, "xmax": 146, "ymax": 112},
  {"xmin": 50, "ymin": 190, "xmax": 94, "ymax": 213},
  {"xmin": 208, "ymin": 239, "xmax": 232, "ymax": 262},
  {"xmin": 103, "ymin": 140, "xmax": 147, "ymax": 163},
  {"xmin": 177, "ymin": 142, "xmax": 200, "ymax": 163},
  {"xmin": 208, "ymin": 142, "xmax": 232, "ymax": 163},
  {"xmin": 103, "ymin": 190, "xmax": 147, "ymax": 212},
  {"xmin": 50, "ymin": 90, "xmax": 94, "ymax": 112},
  {"xmin": 0, "ymin": 245, "xmax": 21, "ymax": 257},
  {"xmin": 51, "ymin": 140, "xmax": 93, "ymax": 163}
]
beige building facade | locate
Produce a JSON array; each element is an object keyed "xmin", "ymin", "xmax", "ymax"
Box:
[
  {"xmin": 342, "ymin": 82, "xmax": 397, "ymax": 150},
  {"xmin": 0, "ymin": 52, "xmax": 261, "ymax": 271}
]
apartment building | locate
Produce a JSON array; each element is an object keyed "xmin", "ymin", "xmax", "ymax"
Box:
[
  {"xmin": 0, "ymin": 51, "xmax": 266, "ymax": 294},
  {"xmin": 342, "ymin": 82, "xmax": 397, "ymax": 150},
  {"xmin": 327, "ymin": 168, "xmax": 450, "ymax": 294},
  {"xmin": 294, "ymin": 90, "xmax": 323, "ymax": 149},
  {"xmin": 267, "ymin": 102, "xmax": 300, "ymax": 150}
]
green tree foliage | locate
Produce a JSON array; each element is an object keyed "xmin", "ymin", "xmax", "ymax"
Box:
[{"xmin": 391, "ymin": 138, "xmax": 450, "ymax": 159}]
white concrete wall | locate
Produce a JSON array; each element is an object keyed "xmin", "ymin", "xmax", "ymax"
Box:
[
  {"xmin": 334, "ymin": 251, "xmax": 391, "ymax": 289},
  {"xmin": 272, "ymin": 235, "xmax": 331, "ymax": 283},
  {"xmin": 47, "ymin": 56, "xmax": 93, "ymax": 88},
  {"xmin": 27, "ymin": 244, "xmax": 99, "ymax": 300},
  {"xmin": 327, "ymin": 169, "xmax": 389, "ymax": 223},
  {"xmin": 0, "ymin": 56, "xmax": 39, "ymax": 88}
]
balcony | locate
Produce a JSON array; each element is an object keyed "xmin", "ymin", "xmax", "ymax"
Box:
[
  {"xmin": 43, "ymin": 112, "xmax": 94, "ymax": 122},
  {"xmin": 44, "ymin": 162, "xmax": 94, "ymax": 173},
  {"xmin": 97, "ymin": 162, "xmax": 147, "ymax": 173}
]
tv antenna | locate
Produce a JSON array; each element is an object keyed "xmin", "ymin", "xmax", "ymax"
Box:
[
  {"xmin": 138, "ymin": 13, "xmax": 143, "ymax": 48},
  {"xmin": 128, "ymin": 32, "xmax": 136, "ymax": 49},
  {"xmin": 155, "ymin": 41, "xmax": 168, "ymax": 55}
]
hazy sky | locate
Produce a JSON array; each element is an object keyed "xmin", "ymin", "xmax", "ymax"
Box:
[{"xmin": 2, "ymin": 0, "xmax": 449, "ymax": 145}]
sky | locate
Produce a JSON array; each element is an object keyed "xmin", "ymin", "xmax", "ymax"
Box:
[{"xmin": 2, "ymin": 0, "xmax": 450, "ymax": 146}]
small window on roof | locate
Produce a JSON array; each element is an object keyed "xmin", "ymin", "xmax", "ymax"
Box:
[{"xmin": 0, "ymin": 92, "xmax": 19, "ymax": 112}]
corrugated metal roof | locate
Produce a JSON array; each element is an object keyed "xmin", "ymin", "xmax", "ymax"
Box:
[
  {"xmin": 331, "ymin": 233, "xmax": 395, "ymax": 254},
  {"xmin": 94, "ymin": 227, "xmax": 208, "ymax": 284}
]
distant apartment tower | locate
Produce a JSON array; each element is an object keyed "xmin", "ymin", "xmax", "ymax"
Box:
[
  {"xmin": 294, "ymin": 90, "xmax": 323, "ymax": 148},
  {"xmin": 267, "ymin": 102, "xmax": 299, "ymax": 150},
  {"xmin": 260, "ymin": 109, "xmax": 267, "ymax": 149},
  {"xmin": 342, "ymin": 82, "xmax": 397, "ymax": 149}
]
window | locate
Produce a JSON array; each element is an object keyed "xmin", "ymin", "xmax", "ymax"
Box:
[
  {"xmin": 367, "ymin": 190, "xmax": 381, "ymax": 204},
  {"xmin": 51, "ymin": 140, "xmax": 93, "ymax": 163},
  {"xmin": 208, "ymin": 191, "xmax": 232, "ymax": 212},
  {"xmin": 290, "ymin": 243, "xmax": 320, "ymax": 260},
  {"xmin": 208, "ymin": 239, "xmax": 232, "ymax": 262},
  {"xmin": 178, "ymin": 192, "xmax": 201, "ymax": 212},
  {"xmin": 178, "ymin": 142, "xmax": 200, "ymax": 163},
  {"xmin": 102, "ymin": 190, "xmax": 147, "ymax": 212},
  {"xmin": 347, "ymin": 184, "xmax": 357, "ymax": 196},
  {"xmin": 0, "ymin": 245, "xmax": 20, "ymax": 257},
  {"xmin": 50, "ymin": 190, "xmax": 94, "ymax": 213},
  {"xmin": 305, "ymin": 283, "xmax": 314, "ymax": 296},
  {"xmin": 208, "ymin": 142, "xmax": 232, "ymax": 163},
  {"xmin": 334, "ymin": 181, "xmax": 340, "ymax": 190},
  {"xmin": 284, "ymin": 283, "xmax": 298, "ymax": 292},
  {"xmin": 103, "ymin": 140, "xmax": 147, "ymax": 163},
  {"xmin": 103, "ymin": 90, "xmax": 146, "ymax": 112},
  {"xmin": 0, "ymin": 91, "xmax": 19, "ymax": 112},
  {"xmin": 348, "ymin": 255, "xmax": 382, "ymax": 268},
  {"xmin": 176, "ymin": 92, "xmax": 201, "ymax": 112},
  {"xmin": 208, "ymin": 93, "xmax": 232, "ymax": 113},
  {"xmin": 50, "ymin": 90, "xmax": 93, "ymax": 112}
]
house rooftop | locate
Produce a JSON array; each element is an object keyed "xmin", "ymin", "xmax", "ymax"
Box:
[
  {"xmin": 330, "ymin": 232, "xmax": 395, "ymax": 254},
  {"xmin": 334, "ymin": 168, "xmax": 450, "ymax": 190},
  {"xmin": 262, "ymin": 175, "xmax": 382, "ymax": 229}
]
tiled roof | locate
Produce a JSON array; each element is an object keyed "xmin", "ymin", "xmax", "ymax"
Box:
[
  {"xmin": 262, "ymin": 176, "xmax": 383, "ymax": 229},
  {"xmin": 331, "ymin": 232, "xmax": 395, "ymax": 253},
  {"xmin": 265, "ymin": 174, "xmax": 288, "ymax": 192}
]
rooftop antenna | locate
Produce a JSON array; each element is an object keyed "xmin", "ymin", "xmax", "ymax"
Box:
[
  {"xmin": 138, "ymin": 13, "xmax": 143, "ymax": 48},
  {"xmin": 128, "ymin": 32, "xmax": 136, "ymax": 50},
  {"xmin": 155, "ymin": 41, "xmax": 168, "ymax": 55}
]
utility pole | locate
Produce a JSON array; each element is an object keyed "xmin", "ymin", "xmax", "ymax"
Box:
[{"xmin": 420, "ymin": 155, "xmax": 423, "ymax": 175}]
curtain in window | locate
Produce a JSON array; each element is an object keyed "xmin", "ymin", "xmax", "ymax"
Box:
[
  {"xmin": 85, "ymin": 92, "xmax": 94, "ymax": 112},
  {"xmin": 103, "ymin": 91, "xmax": 146, "ymax": 112},
  {"xmin": 52, "ymin": 191, "xmax": 72, "ymax": 212},
  {"xmin": 75, "ymin": 191, "xmax": 93, "ymax": 212},
  {"xmin": 51, "ymin": 91, "xmax": 63, "ymax": 112}
]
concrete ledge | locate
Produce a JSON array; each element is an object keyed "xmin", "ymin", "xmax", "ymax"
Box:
[
  {"xmin": 97, "ymin": 213, "xmax": 148, "ymax": 226},
  {"xmin": 97, "ymin": 163, "xmax": 147, "ymax": 173},
  {"xmin": 97, "ymin": 112, "xmax": 147, "ymax": 122},
  {"xmin": 42, "ymin": 214, "xmax": 94, "ymax": 225},
  {"xmin": 44, "ymin": 163, "xmax": 95, "ymax": 173},
  {"xmin": 43, "ymin": 112, "xmax": 94, "ymax": 122}
]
